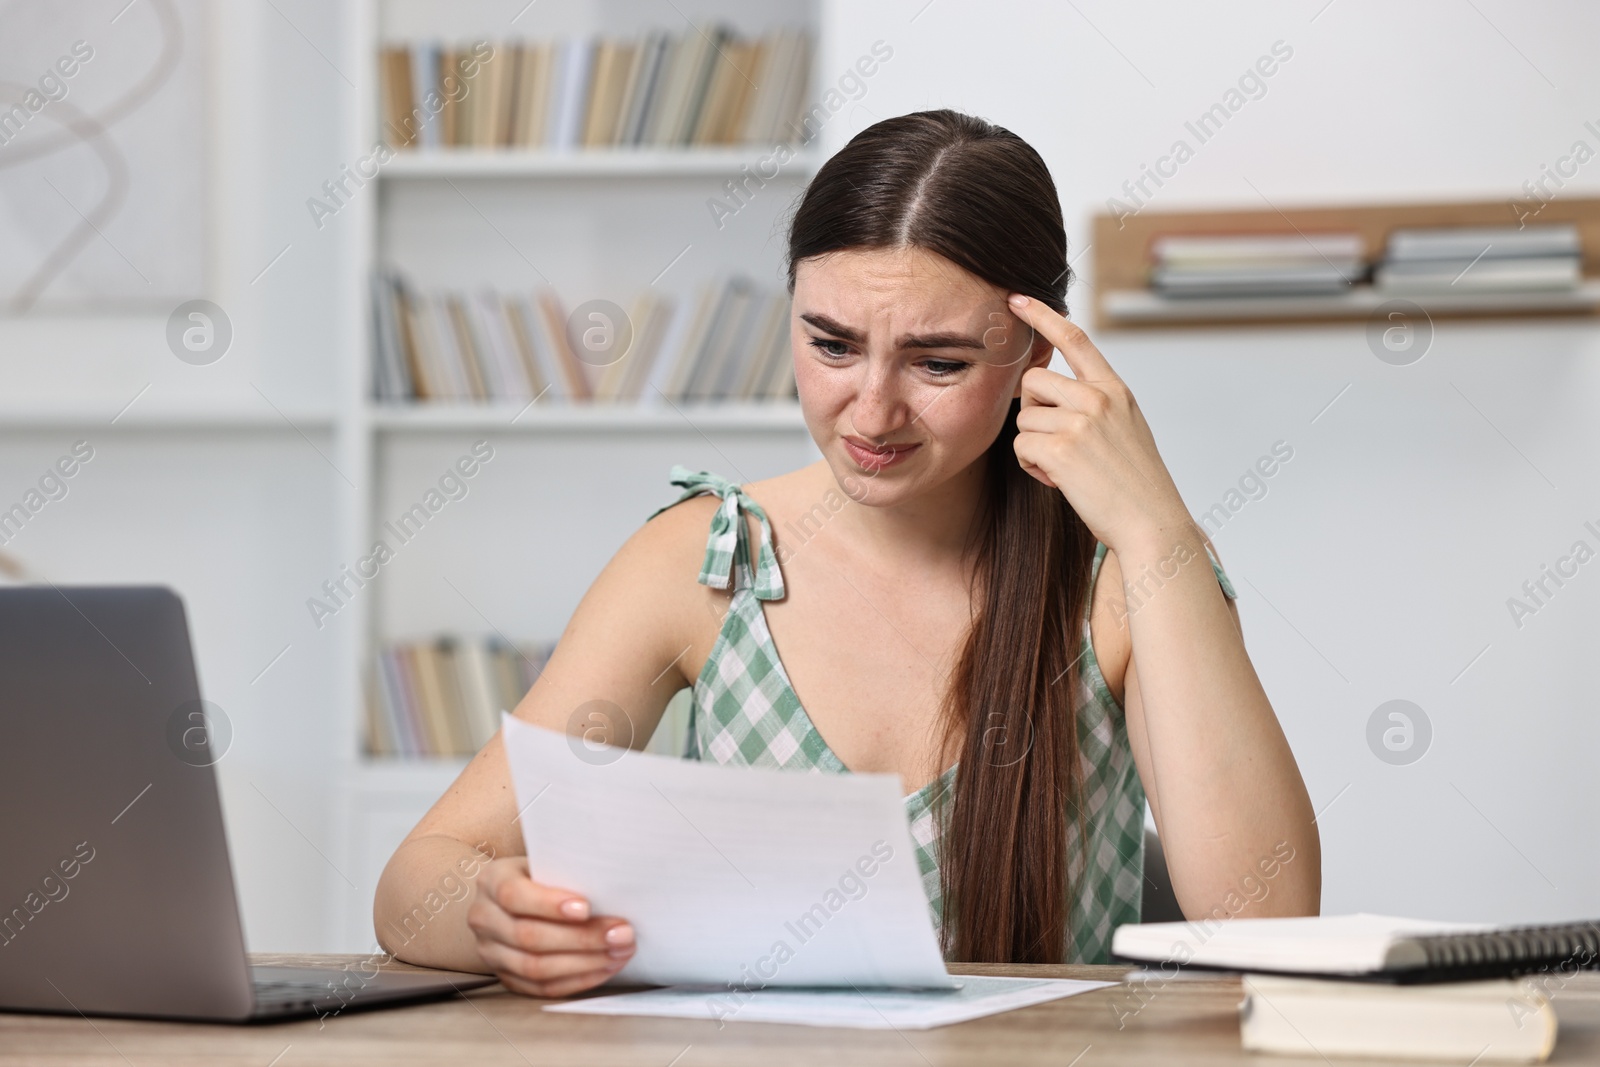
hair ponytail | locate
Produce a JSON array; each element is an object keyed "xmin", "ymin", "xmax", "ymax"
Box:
[{"xmin": 936, "ymin": 397, "xmax": 1095, "ymax": 961}]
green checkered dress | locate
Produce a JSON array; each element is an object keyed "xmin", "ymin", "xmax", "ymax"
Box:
[{"xmin": 649, "ymin": 465, "xmax": 1238, "ymax": 963}]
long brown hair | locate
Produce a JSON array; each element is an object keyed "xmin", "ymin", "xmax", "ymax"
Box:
[{"xmin": 785, "ymin": 110, "xmax": 1097, "ymax": 963}]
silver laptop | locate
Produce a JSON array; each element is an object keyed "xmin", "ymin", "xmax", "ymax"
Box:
[{"xmin": 0, "ymin": 586, "xmax": 497, "ymax": 1022}]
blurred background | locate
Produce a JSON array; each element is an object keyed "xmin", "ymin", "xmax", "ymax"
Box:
[{"xmin": 1, "ymin": 0, "xmax": 1595, "ymax": 953}]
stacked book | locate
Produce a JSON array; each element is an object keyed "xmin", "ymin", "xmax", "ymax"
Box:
[
  {"xmin": 371, "ymin": 272, "xmax": 797, "ymax": 405},
  {"xmin": 379, "ymin": 26, "xmax": 814, "ymax": 151},
  {"xmin": 1114, "ymin": 913, "xmax": 1600, "ymax": 1062},
  {"xmin": 1148, "ymin": 232, "xmax": 1366, "ymax": 298},
  {"xmin": 1375, "ymin": 224, "xmax": 1582, "ymax": 294},
  {"xmin": 366, "ymin": 635, "xmax": 556, "ymax": 758}
]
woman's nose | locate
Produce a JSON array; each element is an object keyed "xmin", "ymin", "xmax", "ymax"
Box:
[{"xmin": 848, "ymin": 367, "xmax": 909, "ymax": 441}]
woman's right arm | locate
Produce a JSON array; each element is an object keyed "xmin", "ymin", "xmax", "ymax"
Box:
[{"xmin": 371, "ymin": 495, "xmax": 721, "ymax": 996}]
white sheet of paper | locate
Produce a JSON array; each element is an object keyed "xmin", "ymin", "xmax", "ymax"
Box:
[
  {"xmin": 501, "ymin": 714, "xmax": 958, "ymax": 990},
  {"xmin": 544, "ymin": 975, "xmax": 1116, "ymax": 1029}
]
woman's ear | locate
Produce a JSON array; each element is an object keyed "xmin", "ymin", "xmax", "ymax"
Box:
[
  {"xmin": 1011, "ymin": 326, "xmax": 1057, "ymax": 398},
  {"xmin": 1026, "ymin": 325, "xmax": 1055, "ymax": 371}
]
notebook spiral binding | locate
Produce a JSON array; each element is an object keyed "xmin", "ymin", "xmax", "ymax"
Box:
[{"xmin": 1410, "ymin": 920, "xmax": 1600, "ymax": 980}]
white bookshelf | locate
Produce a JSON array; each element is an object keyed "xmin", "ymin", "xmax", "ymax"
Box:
[
  {"xmin": 329, "ymin": 0, "xmax": 826, "ymax": 949},
  {"xmin": 0, "ymin": 402, "xmax": 340, "ymax": 431},
  {"xmin": 382, "ymin": 146, "xmax": 823, "ymax": 179},
  {"xmin": 366, "ymin": 400, "xmax": 809, "ymax": 431}
]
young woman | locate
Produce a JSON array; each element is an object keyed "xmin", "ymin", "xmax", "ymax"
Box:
[{"xmin": 374, "ymin": 109, "xmax": 1320, "ymax": 997}]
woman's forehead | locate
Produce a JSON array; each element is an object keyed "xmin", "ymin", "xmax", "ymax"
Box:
[{"xmin": 795, "ymin": 247, "xmax": 1001, "ymax": 309}]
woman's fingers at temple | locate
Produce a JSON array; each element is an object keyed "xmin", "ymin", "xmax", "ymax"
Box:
[
  {"xmin": 1006, "ymin": 293, "xmax": 1121, "ymax": 384},
  {"xmin": 1017, "ymin": 364, "xmax": 1108, "ymax": 415}
]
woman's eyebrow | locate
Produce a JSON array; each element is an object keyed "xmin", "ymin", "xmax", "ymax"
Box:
[{"xmin": 799, "ymin": 312, "xmax": 988, "ymax": 350}]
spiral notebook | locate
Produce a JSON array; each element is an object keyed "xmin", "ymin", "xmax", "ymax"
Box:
[{"xmin": 1111, "ymin": 913, "xmax": 1600, "ymax": 983}]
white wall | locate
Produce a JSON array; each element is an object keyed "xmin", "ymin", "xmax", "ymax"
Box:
[{"xmin": 822, "ymin": 0, "xmax": 1600, "ymax": 921}]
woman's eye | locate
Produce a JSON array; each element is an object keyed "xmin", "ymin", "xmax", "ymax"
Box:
[
  {"xmin": 805, "ymin": 339, "xmax": 965, "ymax": 378},
  {"xmin": 807, "ymin": 337, "xmax": 850, "ymax": 358}
]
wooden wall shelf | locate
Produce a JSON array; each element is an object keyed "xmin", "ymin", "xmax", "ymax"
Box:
[{"xmin": 1089, "ymin": 196, "xmax": 1600, "ymax": 330}]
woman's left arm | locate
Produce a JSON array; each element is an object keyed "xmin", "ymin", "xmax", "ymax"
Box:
[
  {"xmin": 1113, "ymin": 533, "xmax": 1320, "ymax": 919},
  {"xmin": 1005, "ymin": 292, "xmax": 1320, "ymax": 920}
]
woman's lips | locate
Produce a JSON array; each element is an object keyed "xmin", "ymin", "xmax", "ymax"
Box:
[{"xmin": 842, "ymin": 436, "xmax": 921, "ymax": 472}]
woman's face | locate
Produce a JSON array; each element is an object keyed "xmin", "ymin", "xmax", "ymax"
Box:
[{"xmin": 790, "ymin": 245, "xmax": 1052, "ymax": 506}]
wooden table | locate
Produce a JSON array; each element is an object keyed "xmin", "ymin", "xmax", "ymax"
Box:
[{"xmin": 3, "ymin": 955, "xmax": 1598, "ymax": 1065}]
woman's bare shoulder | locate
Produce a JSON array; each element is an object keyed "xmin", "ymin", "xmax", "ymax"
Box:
[
  {"xmin": 637, "ymin": 489, "xmax": 720, "ymax": 548},
  {"xmin": 632, "ymin": 467, "xmax": 825, "ymax": 582},
  {"xmin": 628, "ymin": 491, "xmax": 726, "ymax": 604}
]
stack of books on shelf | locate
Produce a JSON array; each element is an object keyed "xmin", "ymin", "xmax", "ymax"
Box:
[
  {"xmin": 379, "ymin": 25, "xmax": 814, "ymax": 152},
  {"xmin": 1147, "ymin": 232, "xmax": 1366, "ymax": 298},
  {"xmin": 1114, "ymin": 913, "xmax": 1600, "ymax": 1062},
  {"xmin": 371, "ymin": 272, "xmax": 797, "ymax": 405},
  {"xmin": 1374, "ymin": 223, "xmax": 1583, "ymax": 294},
  {"xmin": 366, "ymin": 635, "xmax": 556, "ymax": 758}
]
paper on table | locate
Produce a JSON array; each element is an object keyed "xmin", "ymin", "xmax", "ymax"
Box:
[
  {"xmin": 501, "ymin": 714, "xmax": 959, "ymax": 990},
  {"xmin": 544, "ymin": 975, "xmax": 1116, "ymax": 1030}
]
